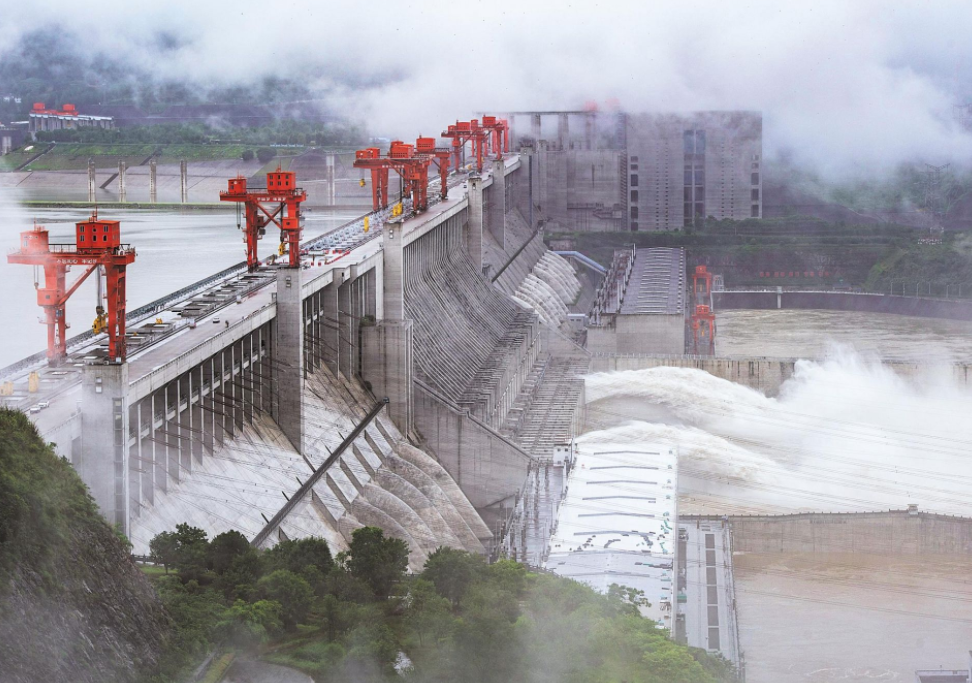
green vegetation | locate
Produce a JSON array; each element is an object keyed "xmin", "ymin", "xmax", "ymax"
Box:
[
  {"xmin": 140, "ymin": 523, "xmax": 736, "ymax": 683},
  {"xmin": 0, "ymin": 407, "xmax": 734, "ymax": 682}
]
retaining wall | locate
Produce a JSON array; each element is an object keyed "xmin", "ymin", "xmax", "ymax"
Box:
[
  {"xmin": 714, "ymin": 290, "xmax": 972, "ymax": 322},
  {"xmin": 716, "ymin": 510, "xmax": 972, "ymax": 555}
]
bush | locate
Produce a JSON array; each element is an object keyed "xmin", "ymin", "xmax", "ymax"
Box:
[
  {"xmin": 241, "ymin": 149, "xmax": 254, "ymax": 161},
  {"xmin": 256, "ymin": 147, "xmax": 277, "ymax": 164}
]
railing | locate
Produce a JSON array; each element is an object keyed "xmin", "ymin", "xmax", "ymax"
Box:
[{"xmin": 250, "ymin": 398, "xmax": 389, "ymax": 548}]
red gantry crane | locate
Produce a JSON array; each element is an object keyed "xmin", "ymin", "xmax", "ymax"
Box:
[
  {"xmin": 354, "ymin": 137, "xmax": 452, "ymax": 215},
  {"xmin": 8, "ymin": 212, "xmax": 137, "ymax": 365},
  {"xmin": 220, "ymin": 168, "xmax": 307, "ymax": 271},
  {"xmin": 441, "ymin": 116, "xmax": 509, "ymax": 173},
  {"xmin": 690, "ymin": 304, "xmax": 716, "ymax": 355}
]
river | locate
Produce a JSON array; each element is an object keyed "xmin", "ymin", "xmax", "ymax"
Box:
[{"xmin": 735, "ymin": 552, "xmax": 972, "ymax": 683}]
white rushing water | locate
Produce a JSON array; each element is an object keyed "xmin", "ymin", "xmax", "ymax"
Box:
[
  {"xmin": 514, "ymin": 273, "xmax": 570, "ymax": 327},
  {"xmin": 532, "ymin": 251, "xmax": 581, "ymax": 305},
  {"xmin": 583, "ymin": 347, "xmax": 972, "ymax": 515}
]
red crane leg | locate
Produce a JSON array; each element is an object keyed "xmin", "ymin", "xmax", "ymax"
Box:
[{"xmin": 106, "ymin": 264, "xmax": 128, "ymax": 362}]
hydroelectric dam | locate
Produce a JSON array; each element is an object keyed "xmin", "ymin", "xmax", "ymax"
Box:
[
  {"xmin": 9, "ymin": 140, "xmax": 590, "ymax": 564},
  {"xmin": 6, "ymin": 118, "xmax": 971, "ymax": 574}
]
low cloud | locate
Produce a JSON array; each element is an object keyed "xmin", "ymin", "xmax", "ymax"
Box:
[{"xmin": 3, "ymin": 1, "xmax": 972, "ymax": 177}]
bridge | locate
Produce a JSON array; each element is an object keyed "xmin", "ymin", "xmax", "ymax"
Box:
[{"xmin": 14, "ymin": 146, "xmax": 590, "ymax": 565}]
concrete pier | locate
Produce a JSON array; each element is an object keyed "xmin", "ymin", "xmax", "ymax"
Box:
[
  {"xmin": 149, "ymin": 158, "xmax": 157, "ymax": 203},
  {"xmin": 274, "ymin": 268, "xmax": 304, "ymax": 453},
  {"xmin": 117, "ymin": 161, "xmax": 126, "ymax": 202},
  {"xmin": 180, "ymin": 160, "xmax": 188, "ymax": 203},
  {"xmin": 79, "ymin": 362, "xmax": 129, "ymax": 532},
  {"xmin": 87, "ymin": 159, "xmax": 95, "ymax": 202},
  {"xmin": 466, "ymin": 174, "xmax": 484, "ymax": 270},
  {"xmin": 487, "ymin": 159, "xmax": 507, "ymax": 250},
  {"xmin": 362, "ymin": 219, "xmax": 414, "ymax": 434}
]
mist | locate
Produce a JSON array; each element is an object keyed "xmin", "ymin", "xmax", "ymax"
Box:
[
  {"xmin": 583, "ymin": 348, "xmax": 972, "ymax": 516},
  {"xmin": 3, "ymin": 1, "xmax": 972, "ymax": 177}
]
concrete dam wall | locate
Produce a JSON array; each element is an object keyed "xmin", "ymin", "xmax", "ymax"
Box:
[
  {"xmin": 723, "ymin": 510, "xmax": 972, "ymax": 555},
  {"xmin": 714, "ymin": 290, "xmax": 972, "ymax": 322},
  {"xmin": 590, "ymin": 354, "xmax": 972, "ymax": 395}
]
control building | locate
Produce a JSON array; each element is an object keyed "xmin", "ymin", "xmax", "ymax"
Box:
[
  {"xmin": 545, "ymin": 443, "xmax": 678, "ymax": 631},
  {"xmin": 510, "ymin": 110, "xmax": 762, "ymax": 232},
  {"xmin": 586, "ymin": 246, "xmax": 686, "ymax": 355}
]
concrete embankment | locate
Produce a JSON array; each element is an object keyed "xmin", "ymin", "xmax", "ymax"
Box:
[
  {"xmin": 715, "ymin": 290, "xmax": 972, "ymax": 322},
  {"xmin": 726, "ymin": 509, "xmax": 972, "ymax": 555}
]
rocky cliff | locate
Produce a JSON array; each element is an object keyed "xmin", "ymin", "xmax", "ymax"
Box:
[{"xmin": 0, "ymin": 409, "xmax": 171, "ymax": 683}]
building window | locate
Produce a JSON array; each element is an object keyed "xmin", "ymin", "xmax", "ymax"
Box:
[
  {"xmin": 630, "ymin": 221, "xmax": 639, "ymax": 231},
  {"xmin": 684, "ymin": 211, "xmax": 694, "ymax": 228},
  {"xmin": 695, "ymin": 203, "xmax": 704, "ymax": 218},
  {"xmin": 630, "ymin": 156, "xmax": 639, "ymax": 163},
  {"xmin": 684, "ymin": 166, "xmax": 693, "ymax": 185},
  {"xmin": 631, "ymin": 207, "xmax": 639, "ymax": 219},
  {"xmin": 630, "ymin": 190, "xmax": 639, "ymax": 203},
  {"xmin": 694, "ymin": 166, "xmax": 704, "ymax": 186},
  {"xmin": 751, "ymin": 172, "xmax": 759, "ymax": 185},
  {"xmin": 696, "ymin": 130, "xmax": 706, "ymax": 154},
  {"xmin": 695, "ymin": 187, "xmax": 705, "ymax": 201},
  {"xmin": 630, "ymin": 174, "xmax": 639, "ymax": 187},
  {"xmin": 683, "ymin": 187, "xmax": 692, "ymax": 201},
  {"xmin": 684, "ymin": 130, "xmax": 695, "ymax": 154},
  {"xmin": 751, "ymin": 188, "xmax": 760, "ymax": 201},
  {"xmin": 751, "ymin": 204, "xmax": 760, "ymax": 218}
]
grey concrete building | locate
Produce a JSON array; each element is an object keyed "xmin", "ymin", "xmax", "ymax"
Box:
[
  {"xmin": 509, "ymin": 110, "xmax": 762, "ymax": 233},
  {"xmin": 625, "ymin": 111, "xmax": 763, "ymax": 231}
]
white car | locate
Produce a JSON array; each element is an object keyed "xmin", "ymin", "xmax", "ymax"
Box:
[
  {"xmin": 38, "ymin": 401, "xmax": 50, "ymax": 409},
  {"xmin": 29, "ymin": 405, "xmax": 41, "ymax": 414},
  {"xmin": 212, "ymin": 317, "xmax": 221, "ymax": 324}
]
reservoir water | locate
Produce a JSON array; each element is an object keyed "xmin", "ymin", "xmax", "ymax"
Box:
[{"xmin": 0, "ymin": 199, "xmax": 357, "ymax": 368}]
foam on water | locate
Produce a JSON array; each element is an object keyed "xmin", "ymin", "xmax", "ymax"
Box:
[{"xmin": 583, "ymin": 347, "xmax": 972, "ymax": 515}]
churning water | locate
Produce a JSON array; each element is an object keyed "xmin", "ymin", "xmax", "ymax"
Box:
[{"xmin": 583, "ymin": 348, "xmax": 972, "ymax": 516}]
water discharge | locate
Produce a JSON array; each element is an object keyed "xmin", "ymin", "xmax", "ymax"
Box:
[{"xmin": 583, "ymin": 347, "xmax": 972, "ymax": 516}]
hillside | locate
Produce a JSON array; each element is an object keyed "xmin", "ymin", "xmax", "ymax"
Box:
[{"xmin": 0, "ymin": 409, "xmax": 171, "ymax": 683}]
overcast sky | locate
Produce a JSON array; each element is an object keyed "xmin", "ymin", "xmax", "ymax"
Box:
[{"xmin": 5, "ymin": 1, "xmax": 972, "ymax": 176}]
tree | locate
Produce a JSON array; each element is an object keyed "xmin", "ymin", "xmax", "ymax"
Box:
[
  {"xmin": 149, "ymin": 531, "xmax": 179, "ymax": 573},
  {"xmin": 256, "ymin": 147, "xmax": 276, "ymax": 164},
  {"xmin": 422, "ymin": 547, "xmax": 483, "ymax": 607},
  {"xmin": 172, "ymin": 523, "xmax": 210, "ymax": 581},
  {"xmin": 404, "ymin": 579, "xmax": 454, "ymax": 647},
  {"xmin": 265, "ymin": 537, "xmax": 333, "ymax": 577},
  {"xmin": 345, "ymin": 527, "xmax": 408, "ymax": 599},
  {"xmin": 257, "ymin": 569, "xmax": 314, "ymax": 629},
  {"xmin": 209, "ymin": 530, "xmax": 252, "ymax": 575},
  {"xmin": 217, "ymin": 599, "xmax": 283, "ymax": 647},
  {"xmin": 241, "ymin": 149, "xmax": 254, "ymax": 162}
]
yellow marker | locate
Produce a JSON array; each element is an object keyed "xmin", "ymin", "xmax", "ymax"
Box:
[
  {"xmin": 0, "ymin": 381, "xmax": 13, "ymax": 396},
  {"xmin": 363, "ymin": 216, "xmax": 370, "ymax": 233},
  {"xmin": 359, "ymin": 178, "xmax": 366, "ymax": 187},
  {"xmin": 28, "ymin": 372, "xmax": 39, "ymax": 393},
  {"xmin": 278, "ymin": 242, "xmax": 286, "ymax": 256}
]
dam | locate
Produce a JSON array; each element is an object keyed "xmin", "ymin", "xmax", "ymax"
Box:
[{"xmin": 9, "ymin": 142, "xmax": 592, "ymax": 564}]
